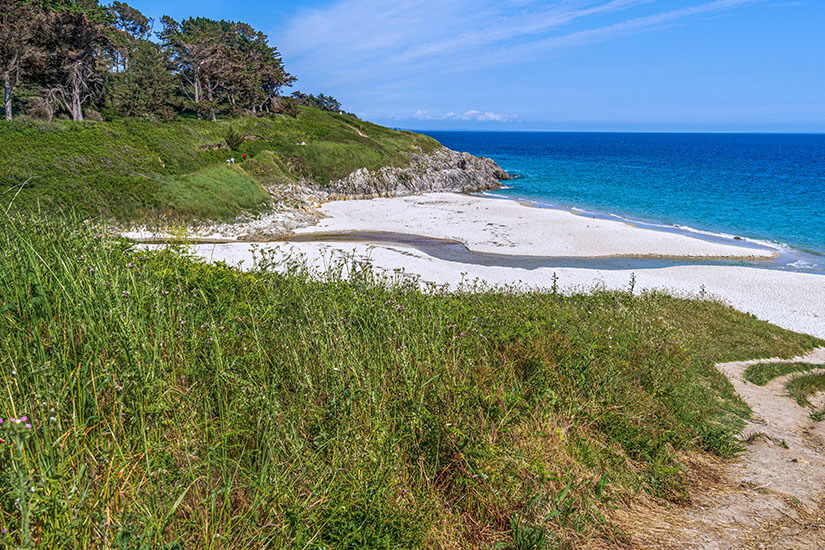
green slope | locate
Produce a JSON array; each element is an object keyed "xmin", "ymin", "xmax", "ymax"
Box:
[{"xmin": 0, "ymin": 108, "xmax": 439, "ymax": 221}]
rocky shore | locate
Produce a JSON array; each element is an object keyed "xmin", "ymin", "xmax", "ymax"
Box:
[{"xmin": 322, "ymin": 147, "xmax": 512, "ymax": 199}]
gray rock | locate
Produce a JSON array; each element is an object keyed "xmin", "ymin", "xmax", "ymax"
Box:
[{"xmin": 321, "ymin": 147, "xmax": 512, "ymax": 199}]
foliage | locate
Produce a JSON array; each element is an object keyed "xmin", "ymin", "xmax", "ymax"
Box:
[
  {"xmin": 274, "ymin": 96, "xmax": 300, "ymax": 117},
  {"xmin": 159, "ymin": 16, "xmax": 295, "ymax": 120},
  {"xmin": 0, "ymin": 215, "xmax": 820, "ymax": 548},
  {"xmin": 0, "ymin": 1, "xmax": 298, "ymax": 121},
  {"xmin": 292, "ymin": 91, "xmax": 344, "ymax": 113}
]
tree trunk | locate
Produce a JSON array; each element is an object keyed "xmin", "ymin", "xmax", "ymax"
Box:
[
  {"xmin": 70, "ymin": 72, "xmax": 83, "ymax": 121},
  {"xmin": 206, "ymin": 81, "xmax": 216, "ymax": 121},
  {"xmin": 3, "ymin": 70, "xmax": 11, "ymax": 121}
]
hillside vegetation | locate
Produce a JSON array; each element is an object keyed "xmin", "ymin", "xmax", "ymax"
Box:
[
  {"xmin": 0, "ymin": 214, "xmax": 821, "ymax": 549},
  {"xmin": 0, "ymin": 109, "xmax": 439, "ymax": 221}
]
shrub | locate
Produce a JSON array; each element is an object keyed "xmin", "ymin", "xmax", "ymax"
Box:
[
  {"xmin": 224, "ymin": 127, "xmax": 246, "ymax": 150},
  {"xmin": 274, "ymin": 96, "xmax": 300, "ymax": 118},
  {"xmin": 27, "ymin": 99, "xmax": 54, "ymax": 121},
  {"xmin": 85, "ymin": 109, "xmax": 104, "ymax": 122}
]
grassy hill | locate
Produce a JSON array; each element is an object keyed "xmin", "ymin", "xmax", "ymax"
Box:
[{"xmin": 0, "ymin": 108, "xmax": 439, "ymax": 221}]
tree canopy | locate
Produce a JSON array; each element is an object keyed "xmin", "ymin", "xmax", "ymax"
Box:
[{"xmin": 0, "ymin": 0, "xmax": 326, "ymax": 121}]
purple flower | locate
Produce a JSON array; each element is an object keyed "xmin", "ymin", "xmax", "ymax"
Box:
[
  {"xmin": 21, "ymin": 416, "xmax": 27, "ymax": 422},
  {"xmin": 25, "ymin": 424, "xmax": 31, "ymax": 429}
]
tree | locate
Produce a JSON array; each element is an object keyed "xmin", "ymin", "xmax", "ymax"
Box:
[
  {"xmin": 0, "ymin": 0, "xmax": 39, "ymax": 120},
  {"xmin": 160, "ymin": 16, "xmax": 295, "ymax": 120},
  {"xmin": 106, "ymin": 40, "xmax": 177, "ymax": 118},
  {"xmin": 291, "ymin": 92, "xmax": 343, "ymax": 113},
  {"xmin": 40, "ymin": 9, "xmax": 110, "ymax": 121},
  {"xmin": 160, "ymin": 16, "xmax": 224, "ymax": 120},
  {"xmin": 102, "ymin": 3, "xmax": 176, "ymax": 118}
]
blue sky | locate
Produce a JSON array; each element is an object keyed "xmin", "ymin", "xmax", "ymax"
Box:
[{"xmin": 126, "ymin": 0, "xmax": 824, "ymax": 131}]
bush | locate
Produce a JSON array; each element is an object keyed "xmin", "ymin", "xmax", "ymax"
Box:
[
  {"xmin": 84, "ymin": 109, "xmax": 104, "ymax": 122},
  {"xmin": 224, "ymin": 127, "xmax": 245, "ymax": 150},
  {"xmin": 27, "ymin": 99, "xmax": 54, "ymax": 121},
  {"xmin": 274, "ymin": 96, "xmax": 300, "ymax": 118}
]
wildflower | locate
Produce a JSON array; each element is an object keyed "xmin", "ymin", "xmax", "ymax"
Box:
[
  {"xmin": 25, "ymin": 424, "xmax": 31, "ymax": 430},
  {"xmin": 20, "ymin": 416, "xmax": 27, "ymax": 422},
  {"xmin": 122, "ymin": 291, "xmax": 130, "ymax": 298}
]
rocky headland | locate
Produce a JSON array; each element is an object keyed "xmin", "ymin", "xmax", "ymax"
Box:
[{"xmin": 322, "ymin": 146, "xmax": 512, "ymax": 199}]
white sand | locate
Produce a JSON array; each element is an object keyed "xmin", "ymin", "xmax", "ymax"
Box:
[
  {"xmin": 140, "ymin": 193, "xmax": 825, "ymax": 339},
  {"xmin": 294, "ymin": 193, "xmax": 777, "ymax": 259}
]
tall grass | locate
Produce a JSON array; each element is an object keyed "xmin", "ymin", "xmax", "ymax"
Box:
[{"xmin": 0, "ymin": 215, "xmax": 820, "ymax": 548}]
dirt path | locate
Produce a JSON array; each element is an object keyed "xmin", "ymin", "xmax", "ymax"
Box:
[{"xmin": 613, "ymin": 348, "xmax": 825, "ymax": 549}]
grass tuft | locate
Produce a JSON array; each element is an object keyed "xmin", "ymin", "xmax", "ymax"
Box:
[
  {"xmin": 785, "ymin": 373, "xmax": 825, "ymax": 408},
  {"xmin": 743, "ymin": 362, "xmax": 822, "ymax": 386}
]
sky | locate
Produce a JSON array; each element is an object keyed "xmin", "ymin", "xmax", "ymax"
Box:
[{"xmin": 126, "ymin": 0, "xmax": 824, "ymax": 132}]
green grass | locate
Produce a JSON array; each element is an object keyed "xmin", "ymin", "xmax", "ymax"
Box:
[
  {"xmin": 155, "ymin": 166, "xmax": 271, "ymax": 220},
  {"xmin": 743, "ymin": 362, "xmax": 822, "ymax": 386},
  {"xmin": 785, "ymin": 373, "xmax": 825, "ymax": 407},
  {"xmin": 0, "ymin": 215, "xmax": 821, "ymax": 549},
  {"xmin": 0, "ymin": 109, "xmax": 439, "ymax": 222}
]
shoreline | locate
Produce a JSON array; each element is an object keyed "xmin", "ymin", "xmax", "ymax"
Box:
[
  {"xmin": 290, "ymin": 193, "xmax": 780, "ymax": 260},
  {"xmin": 135, "ymin": 192, "xmax": 825, "ymax": 339}
]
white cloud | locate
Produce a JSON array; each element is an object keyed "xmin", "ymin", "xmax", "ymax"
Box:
[{"xmin": 410, "ymin": 110, "xmax": 518, "ymax": 122}]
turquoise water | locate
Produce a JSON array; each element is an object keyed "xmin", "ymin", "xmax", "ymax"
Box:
[{"xmin": 423, "ymin": 132, "xmax": 825, "ymax": 268}]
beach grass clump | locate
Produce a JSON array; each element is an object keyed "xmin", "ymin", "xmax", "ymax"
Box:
[
  {"xmin": 785, "ymin": 373, "xmax": 825, "ymax": 408},
  {"xmin": 743, "ymin": 362, "xmax": 823, "ymax": 386},
  {"xmin": 0, "ymin": 215, "xmax": 821, "ymax": 548}
]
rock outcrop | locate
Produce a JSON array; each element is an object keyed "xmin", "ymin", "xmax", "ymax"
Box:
[{"xmin": 322, "ymin": 147, "xmax": 512, "ymax": 199}]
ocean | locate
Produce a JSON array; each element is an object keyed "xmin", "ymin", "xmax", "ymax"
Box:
[{"xmin": 422, "ymin": 131, "xmax": 825, "ymax": 271}]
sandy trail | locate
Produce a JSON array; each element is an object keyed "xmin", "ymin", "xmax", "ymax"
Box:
[{"xmin": 617, "ymin": 348, "xmax": 825, "ymax": 549}]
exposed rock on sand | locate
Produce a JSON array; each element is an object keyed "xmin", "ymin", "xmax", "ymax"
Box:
[{"xmin": 323, "ymin": 147, "xmax": 511, "ymax": 199}]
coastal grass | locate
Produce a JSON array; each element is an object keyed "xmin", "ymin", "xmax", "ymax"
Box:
[
  {"xmin": 0, "ymin": 108, "xmax": 439, "ymax": 222},
  {"xmin": 154, "ymin": 166, "xmax": 271, "ymax": 220},
  {"xmin": 785, "ymin": 374, "xmax": 825, "ymax": 408},
  {"xmin": 0, "ymin": 215, "xmax": 822, "ymax": 549},
  {"xmin": 743, "ymin": 362, "xmax": 823, "ymax": 386}
]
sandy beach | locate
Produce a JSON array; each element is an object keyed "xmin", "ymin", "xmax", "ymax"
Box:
[{"xmin": 145, "ymin": 193, "xmax": 825, "ymax": 339}]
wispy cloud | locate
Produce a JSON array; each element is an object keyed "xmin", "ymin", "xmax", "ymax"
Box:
[{"xmin": 278, "ymin": 0, "xmax": 778, "ymax": 119}]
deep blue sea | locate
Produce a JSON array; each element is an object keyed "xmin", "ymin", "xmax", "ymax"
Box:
[{"xmin": 422, "ymin": 131, "xmax": 825, "ymax": 267}]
